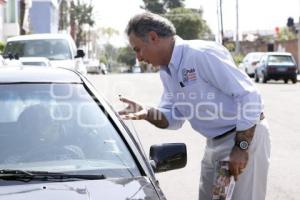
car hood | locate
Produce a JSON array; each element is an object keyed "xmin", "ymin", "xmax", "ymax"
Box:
[{"xmin": 0, "ymin": 177, "xmax": 162, "ymax": 200}]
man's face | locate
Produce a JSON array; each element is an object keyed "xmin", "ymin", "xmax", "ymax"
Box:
[{"xmin": 128, "ymin": 32, "xmax": 160, "ymax": 67}]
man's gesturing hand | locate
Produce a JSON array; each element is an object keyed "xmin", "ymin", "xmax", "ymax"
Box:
[{"xmin": 118, "ymin": 97, "xmax": 148, "ymax": 120}]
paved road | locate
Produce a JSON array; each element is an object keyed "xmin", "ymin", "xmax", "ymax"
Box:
[{"xmin": 88, "ymin": 73, "xmax": 300, "ymax": 200}]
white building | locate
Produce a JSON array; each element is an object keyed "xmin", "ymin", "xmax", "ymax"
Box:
[{"xmin": 1, "ymin": 0, "xmax": 19, "ymax": 41}]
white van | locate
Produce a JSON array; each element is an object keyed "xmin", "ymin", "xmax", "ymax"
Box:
[{"xmin": 3, "ymin": 34, "xmax": 87, "ymax": 74}]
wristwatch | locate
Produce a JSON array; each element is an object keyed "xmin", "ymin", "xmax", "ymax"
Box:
[{"xmin": 235, "ymin": 140, "xmax": 249, "ymax": 150}]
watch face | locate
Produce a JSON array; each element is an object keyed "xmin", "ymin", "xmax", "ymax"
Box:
[{"xmin": 239, "ymin": 141, "xmax": 249, "ymax": 150}]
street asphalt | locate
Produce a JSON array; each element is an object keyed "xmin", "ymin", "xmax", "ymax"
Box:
[{"xmin": 88, "ymin": 73, "xmax": 300, "ymax": 200}]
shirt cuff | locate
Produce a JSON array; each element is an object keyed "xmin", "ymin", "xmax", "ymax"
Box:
[{"xmin": 158, "ymin": 107, "xmax": 185, "ymax": 130}]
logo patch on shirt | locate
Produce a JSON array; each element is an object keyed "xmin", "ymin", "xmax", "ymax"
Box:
[{"xmin": 182, "ymin": 68, "xmax": 197, "ymax": 84}]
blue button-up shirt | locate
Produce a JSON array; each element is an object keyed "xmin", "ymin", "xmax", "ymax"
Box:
[{"xmin": 158, "ymin": 36, "xmax": 263, "ymax": 138}]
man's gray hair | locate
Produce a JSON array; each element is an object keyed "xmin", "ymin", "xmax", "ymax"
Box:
[{"xmin": 126, "ymin": 12, "xmax": 176, "ymax": 40}]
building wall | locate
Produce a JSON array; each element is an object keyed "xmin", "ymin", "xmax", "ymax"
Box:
[
  {"xmin": 0, "ymin": 6, "xmax": 4, "ymax": 41},
  {"xmin": 30, "ymin": 0, "xmax": 59, "ymax": 34},
  {"xmin": 3, "ymin": 0, "xmax": 19, "ymax": 40},
  {"xmin": 239, "ymin": 40, "xmax": 269, "ymax": 53},
  {"xmin": 30, "ymin": 2, "xmax": 51, "ymax": 33},
  {"xmin": 275, "ymin": 39, "xmax": 299, "ymax": 66},
  {"xmin": 240, "ymin": 39, "xmax": 299, "ymax": 67}
]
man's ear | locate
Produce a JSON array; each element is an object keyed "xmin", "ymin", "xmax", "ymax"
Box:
[{"xmin": 148, "ymin": 31, "xmax": 159, "ymax": 44}]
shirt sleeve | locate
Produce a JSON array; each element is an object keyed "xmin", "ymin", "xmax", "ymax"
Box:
[
  {"xmin": 196, "ymin": 43, "xmax": 263, "ymax": 131},
  {"xmin": 157, "ymin": 71, "xmax": 185, "ymax": 130}
]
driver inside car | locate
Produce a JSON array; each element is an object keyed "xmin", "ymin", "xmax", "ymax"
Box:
[{"xmin": 4, "ymin": 104, "xmax": 84, "ymax": 164}]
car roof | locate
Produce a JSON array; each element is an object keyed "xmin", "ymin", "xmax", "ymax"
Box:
[
  {"xmin": 247, "ymin": 52, "xmax": 265, "ymax": 55},
  {"xmin": 7, "ymin": 33, "xmax": 73, "ymax": 42},
  {"xmin": 264, "ymin": 52, "xmax": 292, "ymax": 56},
  {"xmin": 0, "ymin": 66, "xmax": 82, "ymax": 83}
]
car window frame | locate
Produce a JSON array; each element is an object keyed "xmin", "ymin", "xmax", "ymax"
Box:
[{"xmin": 80, "ymin": 78, "xmax": 151, "ymax": 177}]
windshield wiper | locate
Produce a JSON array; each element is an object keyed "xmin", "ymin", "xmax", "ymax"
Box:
[{"xmin": 0, "ymin": 169, "xmax": 106, "ymax": 182}]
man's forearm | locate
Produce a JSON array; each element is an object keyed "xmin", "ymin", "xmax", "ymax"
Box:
[
  {"xmin": 145, "ymin": 107, "xmax": 169, "ymax": 129},
  {"xmin": 235, "ymin": 125, "xmax": 256, "ymax": 145}
]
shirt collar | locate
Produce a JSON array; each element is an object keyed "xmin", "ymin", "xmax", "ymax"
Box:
[{"xmin": 169, "ymin": 35, "xmax": 185, "ymax": 70}]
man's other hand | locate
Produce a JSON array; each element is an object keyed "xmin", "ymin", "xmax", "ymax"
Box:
[{"xmin": 229, "ymin": 146, "xmax": 249, "ymax": 181}]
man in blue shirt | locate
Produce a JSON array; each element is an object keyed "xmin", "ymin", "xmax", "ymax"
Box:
[{"xmin": 119, "ymin": 12, "xmax": 271, "ymax": 200}]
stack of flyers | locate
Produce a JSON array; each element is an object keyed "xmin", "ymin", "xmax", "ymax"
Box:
[{"xmin": 211, "ymin": 158, "xmax": 235, "ymax": 200}]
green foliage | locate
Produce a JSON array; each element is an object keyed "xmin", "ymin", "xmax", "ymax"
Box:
[
  {"xmin": 0, "ymin": 41, "xmax": 5, "ymax": 53},
  {"xmin": 224, "ymin": 42, "xmax": 235, "ymax": 52},
  {"xmin": 58, "ymin": 0, "xmax": 69, "ymax": 30},
  {"xmin": 141, "ymin": 0, "xmax": 212, "ymax": 40},
  {"xmin": 70, "ymin": 0, "xmax": 95, "ymax": 46},
  {"xmin": 104, "ymin": 43, "xmax": 118, "ymax": 61},
  {"xmin": 165, "ymin": 8, "xmax": 212, "ymax": 40},
  {"xmin": 232, "ymin": 54, "xmax": 244, "ymax": 66},
  {"xmin": 117, "ymin": 46, "xmax": 136, "ymax": 67},
  {"xmin": 99, "ymin": 54, "xmax": 108, "ymax": 65},
  {"xmin": 142, "ymin": 0, "xmax": 185, "ymax": 14},
  {"xmin": 163, "ymin": 0, "xmax": 185, "ymax": 9},
  {"xmin": 99, "ymin": 27, "xmax": 119, "ymax": 38},
  {"xmin": 276, "ymin": 27, "xmax": 297, "ymax": 41},
  {"xmin": 141, "ymin": 0, "xmax": 166, "ymax": 14}
]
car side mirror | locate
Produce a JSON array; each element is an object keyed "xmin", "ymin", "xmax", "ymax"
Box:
[
  {"xmin": 149, "ymin": 143, "xmax": 187, "ymax": 173},
  {"xmin": 251, "ymin": 61, "xmax": 258, "ymax": 66},
  {"xmin": 75, "ymin": 49, "xmax": 85, "ymax": 58}
]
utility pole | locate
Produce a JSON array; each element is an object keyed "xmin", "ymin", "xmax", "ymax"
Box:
[
  {"xmin": 219, "ymin": 0, "xmax": 224, "ymax": 45},
  {"xmin": 298, "ymin": 0, "xmax": 300, "ymax": 72},
  {"xmin": 297, "ymin": 16, "xmax": 300, "ymax": 72},
  {"xmin": 216, "ymin": 0, "xmax": 220, "ymax": 43},
  {"xmin": 19, "ymin": 0, "xmax": 26, "ymax": 35},
  {"xmin": 235, "ymin": 0, "xmax": 240, "ymax": 54}
]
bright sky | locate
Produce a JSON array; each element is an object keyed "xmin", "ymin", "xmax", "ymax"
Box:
[{"xmin": 93, "ymin": 0, "xmax": 300, "ymax": 46}]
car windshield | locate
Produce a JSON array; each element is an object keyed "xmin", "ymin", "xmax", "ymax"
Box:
[
  {"xmin": 267, "ymin": 55, "xmax": 295, "ymax": 66},
  {"xmin": 0, "ymin": 83, "xmax": 140, "ymax": 178},
  {"xmin": 3, "ymin": 39, "xmax": 72, "ymax": 60}
]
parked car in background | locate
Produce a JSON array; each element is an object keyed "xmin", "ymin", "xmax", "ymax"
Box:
[
  {"xmin": 239, "ymin": 52, "xmax": 264, "ymax": 77},
  {"xmin": 84, "ymin": 59, "xmax": 107, "ymax": 74},
  {"xmin": 85, "ymin": 59, "xmax": 99, "ymax": 74},
  {"xmin": 254, "ymin": 52, "xmax": 298, "ymax": 84},
  {"xmin": 2, "ymin": 34, "xmax": 87, "ymax": 74},
  {"xmin": 0, "ymin": 66, "xmax": 187, "ymax": 199},
  {"xmin": 132, "ymin": 65, "xmax": 141, "ymax": 73}
]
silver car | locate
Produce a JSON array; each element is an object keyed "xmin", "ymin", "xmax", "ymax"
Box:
[
  {"xmin": 0, "ymin": 66, "xmax": 186, "ymax": 199},
  {"xmin": 239, "ymin": 52, "xmax": 264, "ymax": 77}
]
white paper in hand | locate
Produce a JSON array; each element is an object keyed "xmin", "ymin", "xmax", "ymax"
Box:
[{"xmin": 211, "ymin": 157, "xmax": 235, "ymax": 200}]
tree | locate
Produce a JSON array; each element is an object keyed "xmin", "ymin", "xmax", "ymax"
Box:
[
  {"xmin": 103, "ymin": 43, "xmax": 118, "ymax": 71},
  {"xmin": 276, "ymin": 27, "xmax": 297, "ymax": 41},
  {"xmin": 70, "ymin": 0, "xmax": 95, "ymax": 47},
  {"xmin": 19, "ymin": 0, "xmax": 25, "ymax": 35},
  {"xmin": 142, "ymin": 0, "xmax": 185, "ymax": 14},
  {"xmin": 163, "ymin": 0, "xmax": 184, "ymax": 9},
  {"xmin": 165, "ymin": 8, "xmax": 212, "ymax": 40},
  {"xmin": 98, "ymin": 27, "xmax": 119, "ymax": 43},
  {"xmin": 141, "ymin": 0, "xmax": 166, "ymax": 14},
  {"xmin": 59, "ymin": 0, "xmax": 69, "ymax": 31},
  {"xmin": 117, "ymin": 46, "xmax": 136, "ymax": 67}
]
